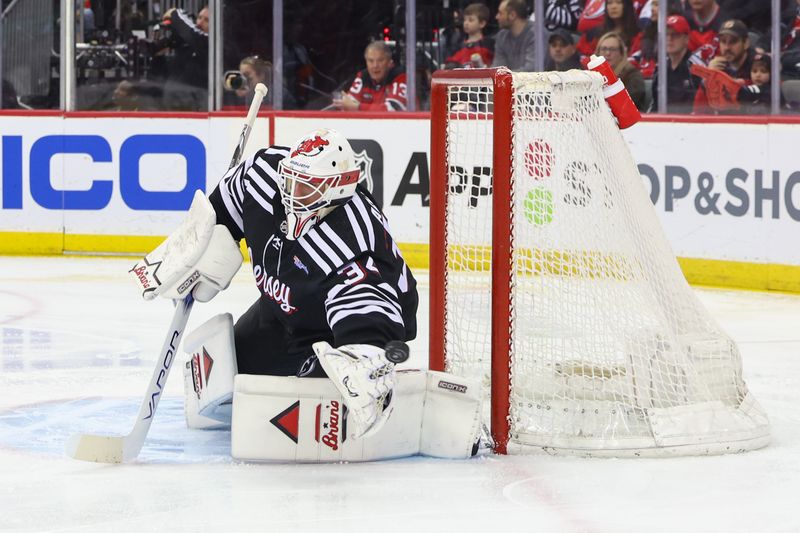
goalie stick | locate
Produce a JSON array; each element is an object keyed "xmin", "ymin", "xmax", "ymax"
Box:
[
  {"xmin": 229, "ymin": 83, "xmax": 268, "ymax": 170},
  {"xmin": 65, "ymin": 84, "xmax": 269, "ymax": 463}
]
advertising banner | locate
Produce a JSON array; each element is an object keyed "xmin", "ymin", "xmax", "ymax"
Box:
[
  {"xmin": 1, "ymin": 112, "xmax": 798, "ymax": 290},
  {"xmin": 626, "ymin": 122, "xmax": 800, "ymax": 267}
]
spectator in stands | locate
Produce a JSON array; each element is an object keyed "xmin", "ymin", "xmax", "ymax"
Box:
[
  {"xmin": 76, "ymin": 0, "xmax": 95, "ymax": 40},
  {"xmin": 577, "ymin": 0, "xmax": 643, "ymax": 62},
  {"xmin": 445, "ymin": 3, "xmax": 495, "ymax": 69},
  {"xmin": 693, "ymin": 19, "xmax": 753, "ymax": 113},
  {"xmin": 333, "ymin": 42, "xmax": 407, "ymax": 111},
  {"xmin": 737, "ymin": 53, "xmax": 780, "ymax": 114},
  {"xmin": 637, "ymin": 0, "xmax": 685, "ymax": 28},
  {"xmin": 440, "ymin": 8, "xmax": 466, "ymax": 63},
  {"xmin": 284, "ymin": 21, "xmax": 312, "ymax": 109},
  {"xmin": 630, "ymin": 0, "xmax": 659, "ymax": 78},
  {"xmin": 705, "ymin": 19, "xmax": 753, "ymax": 82},
  {"xmin": 596, "ymin": 32, "xmax": 647, "ymax": 110},
  {"xmin": 781, "ymin": 0, "xmax": 800, "ymax": 81},
  {"xmin": 631, "ymin": 0, "xmax": 684, "ymax": 78},
  {"xmin": 159, "ymin": 6, "xmax": 209, "ymax": 111},
  {"xmin": 577, "ymin": 0, "xmax": 647, "ymax": 35},
  {"xmin": 545, "ymin": 0, "xmax": 583, "ymax": 31},
  {"xmin": 545, "ymin": 29, "xmax": 582, "ymax": 70},
  {"xmin": 109, "ymin": 0, "xmax": 148, "ymax": 36},
  {"xmin": 111, "ymin": 80, "xmax": 139, "ymax": 111},
  {"xmin": 684, "ymin": 0, "xmax": 730, "ymax": 51},
  {"xmin": 718, "ymin": 0, "xmax": 770, "ymax": 35},
  {"xmin": 692, "ymin": 51, "xmax": 780, "ymax": 114},
  {"xmin": 651, "ymin": 15, "xmax": 702, "ymax": 113},
  {"xmin": 237, "ymin": 56, "xmax": 272, "ymax": 107},
  {"xmin": 492, "ymin": 0, "xmax": 537, "ymax": 72}
]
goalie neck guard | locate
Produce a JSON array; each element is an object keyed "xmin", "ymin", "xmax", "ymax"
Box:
[{"xmin": 278, "ymin": 128, "xmax": 360, "ymax": 240}]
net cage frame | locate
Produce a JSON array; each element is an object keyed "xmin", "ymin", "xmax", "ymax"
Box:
[{"xmin": 428, "ymin": 67, "xmax": 770, "ymax": 457}]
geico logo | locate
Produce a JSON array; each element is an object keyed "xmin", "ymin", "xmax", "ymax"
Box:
[{"xmin": 1, "ymin": 134, "xmax": 205, "ymax": 211}]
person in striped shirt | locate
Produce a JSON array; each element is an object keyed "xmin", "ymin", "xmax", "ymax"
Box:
[{"xmin": 208, "ymin": 128, "xmax": 418, "ymax": 400}]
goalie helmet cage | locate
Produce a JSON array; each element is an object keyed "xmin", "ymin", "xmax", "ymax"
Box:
[{"xmin": 428, "ymin": 68, "xmax": 770, "ymax": 457}]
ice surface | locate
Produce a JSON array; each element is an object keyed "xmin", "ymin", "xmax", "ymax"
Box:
[{"xmin": 1, "ymin": 256, "xmax": 799, "ymax": 533}]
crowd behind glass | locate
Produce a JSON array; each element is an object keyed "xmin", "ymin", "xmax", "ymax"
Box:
[{"xmin": 1, "ymin": 0, "xmax": 798, "ymax": 115}]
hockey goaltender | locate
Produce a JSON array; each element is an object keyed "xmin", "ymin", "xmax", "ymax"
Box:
[{"xmin": 130, "ymin": 128, "xmax": 483, "ymax": 462}]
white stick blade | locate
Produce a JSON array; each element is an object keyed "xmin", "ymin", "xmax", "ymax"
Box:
[{"xmin": 65, "ymin": 433, "xmax": 125, "ymax": 463}]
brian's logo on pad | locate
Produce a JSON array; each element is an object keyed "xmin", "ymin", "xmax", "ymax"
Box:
[
  {"xmin": 129, "ymin": 256, "xmax": 163, "ymax": 297},
  {"xmin": 315, "ymin": 400, "xmax": 348, "ymax": 451},
  {"xmin": 131, "ymin": 265, "xmax": 152, "ymax": 289},
  {"xmin": 270, "ymin": 401, "xmax": 300, "ymax": 443}
]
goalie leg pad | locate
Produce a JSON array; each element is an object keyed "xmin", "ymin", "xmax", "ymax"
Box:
[
  {"xmin": 231, "ymin": 370, "xmax": 426, "ymax": 463},
  {"xmin": 230, "ymin": 370, "xmax": 484, "ymax": 462},
  {"xmin": 182, "ymin": 313, "xmax": 238, "ymax": 428},
  {"xmin": 420, "ymin": 371, "xmax": 483, "ymax": 459}
]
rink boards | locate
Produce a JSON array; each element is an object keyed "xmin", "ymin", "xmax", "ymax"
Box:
[{"xmin": 0, "ymin": 111, "xmax": 798, "ymax": 292}]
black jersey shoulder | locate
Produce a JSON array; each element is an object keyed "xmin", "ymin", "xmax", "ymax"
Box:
[
  {"xmin": 293, "ymin": 185, "xmax": 392, "ymax": 277},
  {"xmin": 247, "ymin": 146, "xmax": 290, "ymax": 185}
]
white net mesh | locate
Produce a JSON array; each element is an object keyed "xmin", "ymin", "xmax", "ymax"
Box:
[{"xmin": 441, "ymin": 70, "xmax": 770, "ymax": 456}]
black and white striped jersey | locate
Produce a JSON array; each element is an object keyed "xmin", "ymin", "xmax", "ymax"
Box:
[
  {"xmin": 545, "ymin": 0, "xmax": 583, "ymax": 31},
  {"xmin": 208, "ymin": 146, "xmax": 418, "ymax": 363}
]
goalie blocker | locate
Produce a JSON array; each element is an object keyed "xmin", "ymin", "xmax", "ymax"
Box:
[{"xmin": 182, "ymin": 314, "xmax": 483, "ymax": 461}]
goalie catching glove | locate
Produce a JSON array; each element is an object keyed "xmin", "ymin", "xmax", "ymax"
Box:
[
  {"xmin": 130, "ymin": 190, "xmax": 243, "ymax": 302},
  {"xmin": 314, "ymin": 341, "xmax": 397, "ymax": 439}
]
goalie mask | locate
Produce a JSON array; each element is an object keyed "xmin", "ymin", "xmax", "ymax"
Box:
[{"xmin": 278, "ymin": 128, "xmax": 360, "ymax": 240}]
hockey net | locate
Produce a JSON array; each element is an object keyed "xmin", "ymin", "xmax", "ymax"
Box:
[{"xmin": 428, "ymin": 68, "xmax": 770, "ymax": 456}]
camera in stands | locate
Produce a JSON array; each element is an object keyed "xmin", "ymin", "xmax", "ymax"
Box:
[{"xmin": 224, "ymin": 71, "xmax": 248, "ymax": 91}]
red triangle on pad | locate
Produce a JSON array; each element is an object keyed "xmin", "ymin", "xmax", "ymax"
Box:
[{"xmin": 270, "ymin": 401, "xmax": 300, "ymax": 443}]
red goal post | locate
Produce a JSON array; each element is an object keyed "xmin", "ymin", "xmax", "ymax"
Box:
[{"xmin": 429, "ymin": 68, "xmax": 515, "ymax": 453}]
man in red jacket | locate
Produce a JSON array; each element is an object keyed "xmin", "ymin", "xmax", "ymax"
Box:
[{"xmin": 333, "ymin": 42, "xmax": 407, "ymax": 111}]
